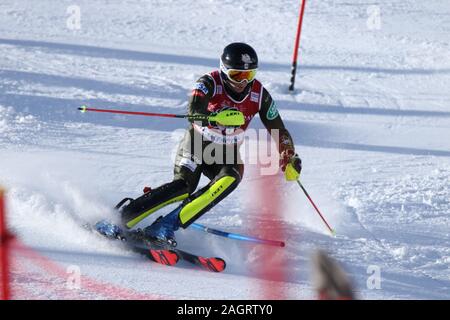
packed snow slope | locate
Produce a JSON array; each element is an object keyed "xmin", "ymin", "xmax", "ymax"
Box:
[{"xmin": 0, "ymin": 0, "xmax": 449, "ymax": 299}]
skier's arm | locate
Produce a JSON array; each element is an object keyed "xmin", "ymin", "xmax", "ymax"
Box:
[
  {"xmin": 187, "ymin": 75, "xmax": 215, "ymax": 126},
  {"xmin": 259, "ymin": 88, "xmax": 302, "ymax": 180},
  {"xmin": 259, "ymin": 88, "xmax": 295, "ymax": 153}
]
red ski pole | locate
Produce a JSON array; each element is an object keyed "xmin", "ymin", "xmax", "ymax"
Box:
[
  {"xmin": 297, "ymin": 180, "xmax": 335, "ymax": 236},
  {"xmin": 78, "ymin": 105, "xmax": 245, "ymax": 126},
  {"xmin": 78, "ymin": 105, "xmax": 191, "ymax": 119},
  {"xmin": 289, "ymin": 0, "xmax": 307, "ymax": 91}
]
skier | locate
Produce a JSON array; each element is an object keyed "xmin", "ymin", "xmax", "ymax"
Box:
[{"xmin": 97, "ymin": 43, "xmax": 302, "ymax": 247}]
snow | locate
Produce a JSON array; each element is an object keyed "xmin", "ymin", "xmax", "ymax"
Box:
[{"xmin": 0, "ymin": 0, "xmax": 449, "ymax": 299}]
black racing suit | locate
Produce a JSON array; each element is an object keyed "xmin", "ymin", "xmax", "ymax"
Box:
[{"xmin": 120, "ymin": 73, "xmax": 295, "ymax": 229}]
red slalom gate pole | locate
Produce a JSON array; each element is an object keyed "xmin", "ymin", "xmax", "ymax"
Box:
[
  {"xmin": 0, "ymin": 187, "xmax": 11, "ymax": 300},
  {"xmin": 289, "ymin": 0, "xmax": 307, "ymax": 91}
]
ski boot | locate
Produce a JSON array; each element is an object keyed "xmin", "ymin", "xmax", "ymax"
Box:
[
  {"xmin": 94, "ymin": 220, "xmax": 126, "ymax": 240},
  {"xmin": 143, "ymin": 206, "xmax": 181, "ymax": 248}
]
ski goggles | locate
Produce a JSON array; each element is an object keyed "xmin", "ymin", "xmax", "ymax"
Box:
[{"xmin": 221, "ymin": 62, "xmax": 257, "ymax": 84}]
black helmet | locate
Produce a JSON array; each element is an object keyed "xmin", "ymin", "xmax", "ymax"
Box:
[{"xmin": 220, "ymin": 42, "xmax": 258, "ymax": 70}]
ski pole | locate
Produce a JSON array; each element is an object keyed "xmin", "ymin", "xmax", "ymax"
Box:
[
  {"xmin": 190, "ymin": 223, "xmax": 285, "ymax": 247},
  {"xmin": 297, "ymin": 180, "xmax": 335, "ymax": 236},
  {"xmin": 78, "ymin": 105, "xmax": 245, "ymax": 126}
]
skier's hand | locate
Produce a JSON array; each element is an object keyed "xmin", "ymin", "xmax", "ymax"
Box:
[
  {"xmin": 207, "ymin": 111, "xmax": 218, "ymax": 126},
  {"xmin": 280, "ymin": 149, "xmax": 302, "ymax": 181}
]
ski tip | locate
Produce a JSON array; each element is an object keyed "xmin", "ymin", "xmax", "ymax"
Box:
[
  {"xmin": 330, "ymin": 229, "xmax": 336, "ymax": 237},
  {"xmin": 280, "ymin": 241, "xmax": 286, "ymax": 247},
  {"xmin": 78, "ymin": 105, "xmax": 87, "ymax": 113}
]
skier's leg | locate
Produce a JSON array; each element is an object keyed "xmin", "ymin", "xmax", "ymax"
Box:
[
  {"xmin": 121, "ymin": 129, "xmax": 202, "ymax": 229},
  {"xmin": 178, "ymin": 163, "xmax": 244, "ymax": 228},
  {"xmin": 141, "ymin": 163, "xmax": 243, "ymax": 246},
  {"xmin": 121, "ymin": 179, "xmax": 191, "ymax": 229}
]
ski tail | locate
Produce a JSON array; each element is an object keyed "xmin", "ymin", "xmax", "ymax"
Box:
[
  {"xmin": 175, "ymin": 249, "xmax": 226, "ymax": 272},
  {"xmin": 148, "ymin": 249, "xmax": 180, "ymax": 266},
  {"xmin": 197, "ymin": 257, "xmax": 226, "ymax": 273},
  {"xmin": 124, "ymin": 240, "xmax": 179, "ymax": 266}
]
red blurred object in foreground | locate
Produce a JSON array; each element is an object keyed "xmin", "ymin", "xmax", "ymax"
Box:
[{"xmin": 0, "ymin": 187, "xmax": 11, "ymax": 300}]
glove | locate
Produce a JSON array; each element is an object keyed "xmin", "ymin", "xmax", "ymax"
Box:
[
  {"xmin": 208, "ymin": 111, "xmax": 218, "ymax": 127},
  {"xmin": 280, "ymin": 149, "xmax": 302, "ymax": 181}
]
